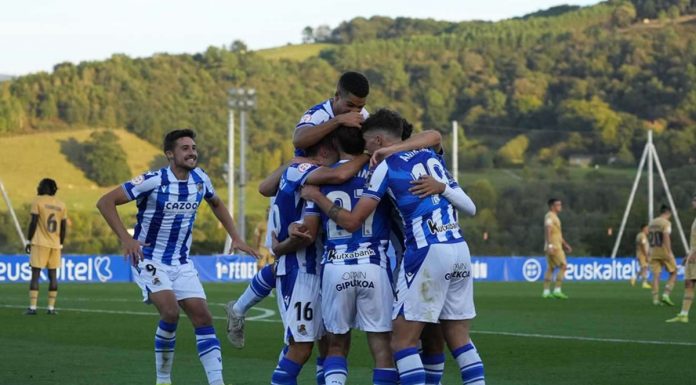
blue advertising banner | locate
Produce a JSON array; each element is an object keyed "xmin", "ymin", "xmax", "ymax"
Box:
[{"xmin": 0, "ymin": 255, "xmax": 684, "ymax": 283}]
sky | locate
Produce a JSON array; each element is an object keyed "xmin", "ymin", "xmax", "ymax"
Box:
[{"xmin": 1, "ymin": 0, "xmax": 600, "ymax": 75}]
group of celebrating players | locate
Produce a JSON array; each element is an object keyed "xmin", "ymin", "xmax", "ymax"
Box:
[{"xmin": 95, "ymin": 71, "xmax": 484, "ymax": 385}]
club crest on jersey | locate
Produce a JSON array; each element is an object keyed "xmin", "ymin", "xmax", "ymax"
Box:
[
  {"xmin": 196, "ymin": 183, "xmax": 204, "ymax": 193},
  {"xmin": 300, "ymin": 114, "xmax": 312, "ymax": 123},
  {"xmin": 297, "ymin": 324, "xmax": 308, "ymax": 336},
  {"xmin": 297, "ymin": 163, "xmax": 313, "ymax": 173},
  {"xmin": 131, "ymin": 175, "xmax": 145, "ymax": 185}
]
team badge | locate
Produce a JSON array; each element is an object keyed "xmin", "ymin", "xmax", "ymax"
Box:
[
  {"xmin": 297, "ymin": 163, "xmax": 313, "ymax": 173},
  {"xmin": 300, "ymin": 114, "xmax": 312, "ymax": 123},
  {"xmin": 197, "ymin": 183, "xmax": 204, "ymax": 193},
  {"xmin": 297, "ymin": 324, "xmax": 307, "ymax": 336},
  {"xmin": 131, "ymin": 175, "xmax": 145, "ymax": 185}
]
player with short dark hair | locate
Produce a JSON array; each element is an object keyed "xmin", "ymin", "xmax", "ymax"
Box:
[
  {"xmin": 293, "ymin": 71, "xmax": 370, "ymax": 152},
  {"xmin": 542, "ymin": 198, "xmax": 572, "ymax": 299},
  {"xmin": 25, "ymin": 178, "xmax": 67, "ymax": 316},
  {"xmin": 97, "ymin": 128, "xmax": 258, "ymax": 385}
]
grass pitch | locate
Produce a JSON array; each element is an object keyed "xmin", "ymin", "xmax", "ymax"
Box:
[{"xmin": 1, "ymin": 281, "xmax": 694, "ymax": 385}]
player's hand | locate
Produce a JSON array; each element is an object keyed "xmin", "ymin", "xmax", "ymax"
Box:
[
  {"xmin": 370, "ymin": 147, "xmax": 396, "ymax": 168},
  {"xmin": 288, "ymin": 223, "xmax": 312, "ymax": 241},
  {"xmin": 409, "ymin": 176, "xmax": 446, "ymax": 198},
  {"xmin": 232, "ymin": 237, "xmax": 261, "ymax": 259},
  {"xmin": 336, "ymin": 111, "xmax": 364, "ymax": 128},
  {"xmin": 24, "ymin": 242, "xmax": 31, "ymax": 254},
  {"xmin": 564, "ymin": 244, "xmax": 573, "ymax": 253},
  {"xmin": 271, "ymin": 231, "xmax": 280, "ymax": 255},
  {"xmin": 121, "ymin": 238, "xmax": 148, "ymax": 266},
  {"xmin": 300, "ymin": 185, "xmax": 321, "ymax": 202}
]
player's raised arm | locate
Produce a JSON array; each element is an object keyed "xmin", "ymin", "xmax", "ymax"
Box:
[
  {"xmin": 293, "ymin": 112, "xmax": 364, "ymax": 150},
  {"xmin": 370, "ymin": 129, "xmax": 442, "ymax": 167},
  {"xmin": 304, "ymin": 153, "xmax": 370, "ymax": 185}
]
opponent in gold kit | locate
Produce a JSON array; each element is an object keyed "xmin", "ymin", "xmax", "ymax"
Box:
[
  {"xmin": 647, "ymin": 205, "xmax": 677, "ymax": 306},
  {"xmin": 631, "ymin": 225, "xmax": 652, "ymax": 289},
  {"xmin": 253, "ymin": 207, "xmax": 274, "ymax": 271},
  {"xmin": 25, "ymin": 178, "xmax": 67, "ymax": 315},
  {"xmin": 543, "ymin": 198, "xmax": 573, "ymax": 299},
  {"xmin": 667, "ymin": 194, "xmax": 696, "ymax": 323}
]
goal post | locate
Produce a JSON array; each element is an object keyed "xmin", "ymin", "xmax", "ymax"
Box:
[{"xmin": 0, "ymin": 179, "xmax": 28, "ymax": 248}]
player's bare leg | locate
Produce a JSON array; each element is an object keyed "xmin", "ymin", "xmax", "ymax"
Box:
[
  {"xmin": 661, "ymin": 270, "xmax": 677, "ymax": 306},
  {"xmin": 667, "ymin": 279, "xmax": 694, "ymax": 323},
  {"xmin": 367, "ymin": 332, "xmax": 398, "ymax": 385},
  {"xmin": 25, "ymin": 267, "xmax": 41, "ymax": 315},
  {"xmin": 542, "ymin": 265, "xmax": 554, "ymax": 298},
  {"xmin": 420, "ymin": 324, "xmax": 445, "ymax": 385},
  {"xmin": 46, "ymin": 268, "xmax": 58, "ymax": 314},
  {"xmin": 391, "ymin": 316, "xmax": 426, "ymax": 384},
  {"xmin": 553, "ymin": 263, "xmax": 568, "ymax": 299},
  {"xmin": 652, "ymin": 268, "xmax": 662, "ymax": 305},
  {"xmin": 441, "ymin": 320, "xmax": 485, "ymax": 385},
  {"xmin": 180, "ymin": 298, "xmax": 224, "ymax": 385}
]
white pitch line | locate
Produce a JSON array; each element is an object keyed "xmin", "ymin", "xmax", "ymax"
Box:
[
  {"xmin": 2, "ymin": 303, "xmax": 694, "ymax": 347},
  {"xmin": 471, "ymin": 330, "xmax": 696, "ymax": 347},
  {"xmin": 0, "ymin": 303, "xmax": 281, "ymax": 323}
]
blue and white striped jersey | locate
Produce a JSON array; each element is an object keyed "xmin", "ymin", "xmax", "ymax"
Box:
[
  {"xmin": 363, "ymin": 149, "xmax": 463, "ymax": 274},
  {"xmin": 273, "ymin": 162, "xmax": 322, "ymax": 275},
  {"xmin": 305, "ymin": 162, "xmax": 391, "ymax": 268},
  {"xmin": 294, "ymin": 99, "xmax": 369, "ymax": 156},
  {"xmin": 122, "ymin": 167, "xmax": 216, "ymax": 266}
]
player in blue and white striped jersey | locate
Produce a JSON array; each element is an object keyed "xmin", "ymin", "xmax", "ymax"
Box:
[
  {"xmin": 97, "ymin": 129, "xmax": 258, "ymax": 385},
  {"xmin": 293, "ymin": 71, "xmax": 370, "ymax": 155},
  {"xmin": 302, "ymin": 110, "xmax": 484, "ymax": 385},
  {"xmin": 301, "ymin": 126, "xmax": 443, "ymax": 385}
]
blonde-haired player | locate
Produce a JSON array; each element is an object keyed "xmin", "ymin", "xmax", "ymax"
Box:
[
  {"xmin": 630, "ymin": 224, "xmax": 652, "ymax": 289},
  {"xmin": 543, "ymin": 198, "xmax": 572, "ymax": 299},
  {"xmin": 666, "ymin": 194, "xmax": 696, "ymax": 323},
  {"xmin": 648, "ymin": 205, "xmax": 678, "ymax": 306},
  {"xmin": 25, "ymin": 178, "xmax": 67, "ymax": 315}
]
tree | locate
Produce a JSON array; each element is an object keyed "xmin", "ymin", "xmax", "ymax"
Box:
[
  {"xmin": 611, "ymin": 2, "xmax": 637, "ymax": 27},
  {"xmin": 302, "ymin": 26, "xmax": 315, "ymax": 43},
  {"xmin": 496, "ymin": 135, "xmax": 529, "ymax": 166},
  {"xmin": 314, "ymin": 25, "xmax": 332, "ymax": 42},
  {"xmin": 79, "ymin": 130, "xmax": 132, "ymax": 187}
]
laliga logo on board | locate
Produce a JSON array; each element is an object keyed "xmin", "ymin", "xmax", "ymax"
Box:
[{"xmin": 522, "ymin": 259, "xmax": 543, "ymax": 282}]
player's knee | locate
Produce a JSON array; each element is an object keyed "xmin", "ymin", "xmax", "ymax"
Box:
[
  {"xmin": 288, "ymin": 341, "xmax": 314, "ymax": 363},
  {"xmin": 190, "ymin": 312, "xmax": 213, "ymax": 327},
  {"xmin": 159, "ymin": 308, "xmax": 180, "ymax": 323}
]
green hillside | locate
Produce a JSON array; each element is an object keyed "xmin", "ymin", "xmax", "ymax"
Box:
[
  {"xmin": 0, "ymin": 129, "xmax": 162, "ymax": 210},
  {"xmin": 256, "ymin": 43, "xmax": 334, "ymax": 61}
]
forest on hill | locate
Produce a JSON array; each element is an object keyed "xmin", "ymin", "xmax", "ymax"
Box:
[{"xmin": 0, "ymin": 0, "xmax": 695, "ymax": 255}]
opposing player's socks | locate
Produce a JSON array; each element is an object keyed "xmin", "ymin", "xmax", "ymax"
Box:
[
  {"xmin": 421, "ymin": 353, "xmax": 445, "ymax": 385},
  {"xmin": 155, "ymin": 320, "xmax": 177, "ymax": 384},
  {"xmin": 271, "ymin": 356, "xmax": 302, "ymax": 385},
  {"xmin": 453, "ymin": 342, "xmax": 485, "ymax": 385},
  {"xmin": 29, "ymin": 289, "xmax": 38, "ymax": 310},
  {"xmin": 233, "ymin": 264, "xmax": 275, "ymax": 315},
  {"xmin": 394, "ymin": 347, "xmax": 426, "ymax": 385},
  {"xmin": 316, "ymin": 356, "xmax": 326, "ymax": 385},
  {"xmin": 47, "ymin": 290, "xmax": 57, "ymax": 310},
  {"xmin": 194, "ymin": 326, "xmax": 223, "ymax": 385},
  {"xmin": 373, "ymin": 368, "xmax": 399, "ymax": 385},
  {"xmin": 323, "ymin": 356, "xmax": 347, "ymax": 385}
]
